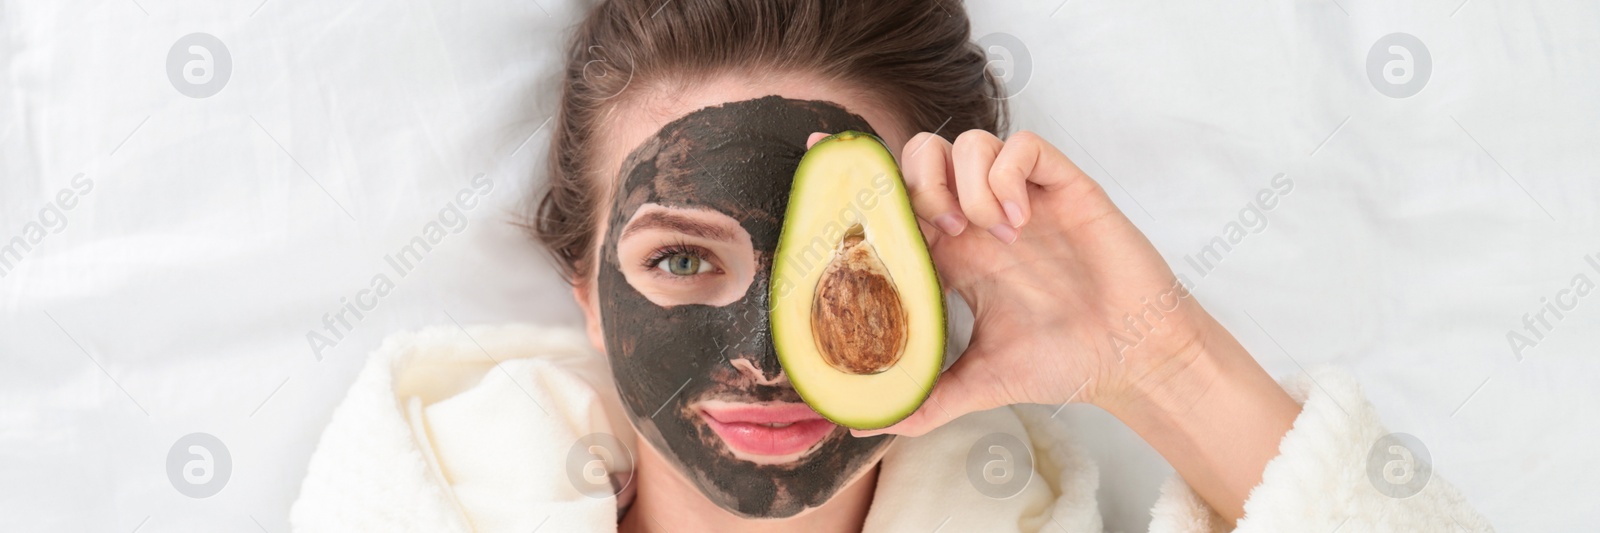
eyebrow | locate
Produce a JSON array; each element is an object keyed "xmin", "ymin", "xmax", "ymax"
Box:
[{"xmin": 621, "ymin": 210, "xmax": 737, "ymax": 242}]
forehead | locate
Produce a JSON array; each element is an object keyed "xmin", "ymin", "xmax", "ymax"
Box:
[
  {"xmin": 593, "ymin": 74, "xmax": 911, "ymax": 210},
  {"xmin": 610, "ymin": 97, "xmax": 873, "ymax": 223}
]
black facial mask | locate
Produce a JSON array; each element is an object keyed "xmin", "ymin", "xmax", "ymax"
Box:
[{"xmin": 598, "ymin": 96, "xmax": 893, "ymax": 518}]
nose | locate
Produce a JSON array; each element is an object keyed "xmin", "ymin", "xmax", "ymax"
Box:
[
  {"xmin": 723, "ymin": 314, "xmax": 785, "ymax": 384},
  {"xmin": 721, "ymin": 276, "xmax": 786, "ymax": 384},
  {"xmin": 730, "ymin": 357, "xmax": 786, "ymax": 386}
]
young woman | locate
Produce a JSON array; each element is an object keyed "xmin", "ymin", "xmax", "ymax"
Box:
[{"xmin": 291, "ymin": 1, "xmax": 1489, "ymax": 531}]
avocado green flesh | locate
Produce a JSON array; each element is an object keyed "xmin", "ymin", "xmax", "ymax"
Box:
[{"xmin": 770, "ymin": 131, "xmax": 945, "ymax": 430}]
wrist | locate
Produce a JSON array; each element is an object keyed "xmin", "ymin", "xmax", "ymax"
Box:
[
  {"xmin": 1097, "ymin": 316, "xmax": 1302, "ymax": 523},
  {"xmin": 1099, "ymin": 320, "xmax": 1226, "ymax": 426},
  {"xmin": 1089, "ymin": 301, "xmax": 1224, "ymax": 419}
]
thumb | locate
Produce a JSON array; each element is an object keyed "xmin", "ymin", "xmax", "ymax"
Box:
[{"xmin": 849, "ymin": 352, "xmax": 999, "ymax": 438}]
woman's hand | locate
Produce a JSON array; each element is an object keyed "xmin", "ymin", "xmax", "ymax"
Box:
[
  {"xmin": 805, "ymin": 130, "xmax": 1302, "ymax": 523},
  {"xmin": 871, "ymin": 129, "xmax": 1211, "ymax": 422}
]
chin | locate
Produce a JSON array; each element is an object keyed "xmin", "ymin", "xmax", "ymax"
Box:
[
  {"xmin": 634, "ymin": 408, "xmax": 894, "ymax": 519},
  {"xmin": 692, "ymin": 452, "xmax": 882, "ymax": 520}
]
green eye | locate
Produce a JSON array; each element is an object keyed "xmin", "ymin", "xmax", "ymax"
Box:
[{"xmin": 658, "ymin": 252, "xmax": 708, "ymax": 276}]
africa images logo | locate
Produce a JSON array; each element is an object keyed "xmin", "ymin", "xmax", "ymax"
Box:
[
  {"xmin": 1367, "ymin": 33, "xmax": 1431, "ymax": 99},
  {"xmin": 167, "ymin": 33, "xmax": 231, "ymax": 99}
]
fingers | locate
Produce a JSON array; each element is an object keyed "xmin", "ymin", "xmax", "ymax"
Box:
[
  {"xmin": 986, "ymin": 131, "xmax": 1042, "ymax": 228},
  {"xmin": 883, "ymin": 129, "xmax": 1099, "ymax": 245},
  {"xmin": 850, "ymin": 354, "xmax": 996, "ymax": 438},
  {"xmin": 901, "ymin": 132, "xmax": 968, "ymax": 238},
  {"xmin": 952, "ymin": 130, "xmax": 1015, "ymax": 244},
  {"xmin": 987, "ymin": 131, "xmax": 1093, "ymax": 228},
  {"xmin": 806, "ymin": 132, "xmax": 828, "ymax": 149}
]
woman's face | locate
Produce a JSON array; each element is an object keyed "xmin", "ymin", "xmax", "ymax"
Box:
[{"xmin": 577, "ymin": 77, "xmax": 911, "ymax": 518}]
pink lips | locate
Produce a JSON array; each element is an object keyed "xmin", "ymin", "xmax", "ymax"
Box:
[{"xmin": 697, "ymin": 401, "xmax": 838, "ymax": 458}]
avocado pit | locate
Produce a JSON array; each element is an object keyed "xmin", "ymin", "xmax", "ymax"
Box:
[{"xmin": 810, "ymin": 224, "xmax": 908, "ymax": 375}]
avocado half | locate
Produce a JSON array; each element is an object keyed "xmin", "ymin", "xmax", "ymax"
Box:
[{"xmin": 770, "ymin": 131, "xmax": 945, "ymax": 430}]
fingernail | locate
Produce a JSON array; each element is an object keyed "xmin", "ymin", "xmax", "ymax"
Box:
[
  {"xmin": 933, "ymin": 213, "xmax": 967, "ymax": 236},
  {"xmin": 850, "ymin": 429, "xmax": 881, "ymax": 438},
  {"xmin": 1002, "ymin": 200, "xmax": 1025, "ymax": 228},
  {"xmin": 988, "ymin": 223, "xmax": 1018, "ymax": 244}
]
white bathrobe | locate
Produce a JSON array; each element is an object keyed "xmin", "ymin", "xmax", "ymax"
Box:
[{"xmin": 289, "ymin": 324, "xmax": 1491, "ymax": 532}]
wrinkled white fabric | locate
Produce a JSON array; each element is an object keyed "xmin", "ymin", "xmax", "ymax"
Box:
[{"xmin": 290, "ymin": 324, "xmax": 1488, "ymax": 532}]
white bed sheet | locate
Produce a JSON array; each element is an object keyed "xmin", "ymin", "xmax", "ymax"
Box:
[{"xmin": 2, "ymin": 0, "xmax": 1594, "ymax": 530}]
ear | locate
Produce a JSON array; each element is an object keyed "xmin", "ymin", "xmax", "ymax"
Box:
[{"xmin": 573, "ymin": 279, "xmax": 606, "ymax": 354}]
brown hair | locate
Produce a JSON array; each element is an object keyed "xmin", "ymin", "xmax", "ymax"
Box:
[{"xmin": 528, "ymin": 0, "xmax": 1008, "ymax": 283}]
